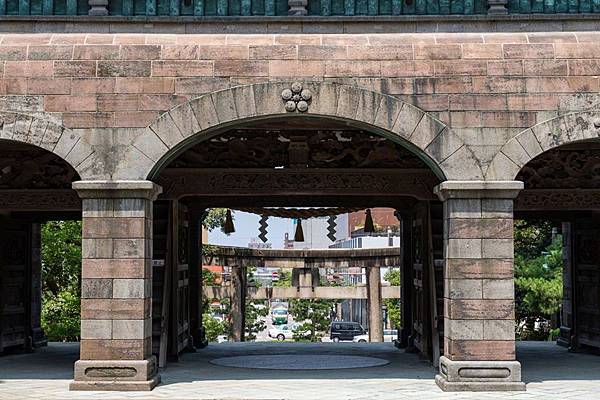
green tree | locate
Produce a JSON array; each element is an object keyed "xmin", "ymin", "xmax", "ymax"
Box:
[
  {"xmin": 272, "ymin": 269, "xmax": 292, "ymax": 287},
  {"xmin": 201, "ymin": 268, "xmax": 218, "ymax": 314},
  {"xmin": 41, "ymin": 221, "xmax": 82, "ymax": 296},
  {"xmin": 515, "ymin": 234, "xmax": 563, "ymax": 340},
  {"xmin": 244, "ymin": 267, "xmax": 268, "ymax": 341},
  {"xmin": 202, "ymin": 313, "xmax": 228, "ymax": 342},
  {"xmin": 290, "ymin": 299, "xmax": 333, "ymax": 342},
  {"xmin": 40, "ymin": 220, "xmax": 82, "ymax": 341},
  {"xmin": 383, "ymin": 269, "xmax": 402, "ymax": 329},
  {"xmin": 514, "ymin": 220, "xmax": 554, "ymax": 260},
  {"xmin": 41, "ymin": 290, "xmax": 80, "ymax": 341},
  {"xmin": 245, "ymin": 301, "xmax": 268, "ymax": 341},
  {"xmin": 203, "ymin": 208, "xmax": 233, "ymax": 234}
]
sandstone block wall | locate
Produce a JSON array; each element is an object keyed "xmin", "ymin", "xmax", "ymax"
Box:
[{"xmin": 0, "ymin": 31, "xmax": 599, "ymax": 180}]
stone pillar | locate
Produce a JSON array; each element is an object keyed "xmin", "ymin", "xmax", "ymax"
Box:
[
  {"xmin": 367, "ymin": 266, "xmax": 383, "ymax": 342},
  {"xmin": 70, "ymin": 181, "xmax": 161, "ymax": 391},
  {"xmin": 230, "ymin": 265, "xmax": 246, "ymax": 342},
  {"xmin": 434, "ymin": 181, "xmax": 525, "ymax": 392}
]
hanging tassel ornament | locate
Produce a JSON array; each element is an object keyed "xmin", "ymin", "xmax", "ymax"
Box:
[
  {"xmin": 223, "ymin": 209, "xmax": 235, "ymax": 234},
  {"xmin": 294, "ymin": 219, "xmax": 305, "ymax": 242},
  {"xmin": 363, "ymin": 209, "xmax": 375, "ymax": 233}
]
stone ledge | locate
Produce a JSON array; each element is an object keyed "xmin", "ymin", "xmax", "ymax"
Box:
[
  {"xmin": 435, "ymin": 375, "xmax": 526, "ymax": 391},
  {"xmin": 435, "ymin": 181, "xmax": 524, "ymax": 201},
  {"xmin": 73, "ymin": 180, "xmax": 162, "ymax": 200},
  {"xmin": 69, "ymin": 375, "xmax": 160, "ymax": 391}
]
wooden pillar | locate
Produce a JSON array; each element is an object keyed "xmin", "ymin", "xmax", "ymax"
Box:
[
  {"xmin": 188, "ymin": 209, "xmax": 205, "ymax": 348},
  {"xmin": 558, "ymin": 221, "xmax": 573, "ymax": 348},
  {"xmin": 367, "ymin": 266, "xmax": 383, "ymax": 342},
  {"xmin": 30, "ymin": 223, "xmax": 46, "ymax": 348},
  {"xmin": 230, "ymin": 265, "xmax": 246, "ymax": 342},
  {"xmin": 396, "ymin": 210, "xmax": 413, "ymax": 348}
]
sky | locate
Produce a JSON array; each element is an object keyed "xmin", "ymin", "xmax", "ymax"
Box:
[{"xmin": 208, "ymin": 211, "xmax": 295, "ymax": 249}]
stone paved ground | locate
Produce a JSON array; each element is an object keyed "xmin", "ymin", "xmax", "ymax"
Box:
[{"xmin": 0, "ymin": 341, "xmax": 599, "ymax": 400}]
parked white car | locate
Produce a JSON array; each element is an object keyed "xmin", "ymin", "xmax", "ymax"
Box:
[
  {"xmin": 217, "ymin": 335, "xmax": 228, "ymax": 343},
  {"xmin": 268, "ymin": 323, "xmax": 301, "ymax": 341},
  {"xmin": 353, "ymin": 329, "xmax": 398, "ymax": 343}
]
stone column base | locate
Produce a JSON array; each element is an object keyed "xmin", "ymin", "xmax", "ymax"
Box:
[
  {"xmin": 70, "ymin": 357, "xmax": 160, "ymax": 391},
  {"xmin": 435, "ymin": 356, "xmax": 525, "ymax": 392}
]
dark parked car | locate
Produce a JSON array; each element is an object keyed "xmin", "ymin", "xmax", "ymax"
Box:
[{"xmin": 329, "ymin": 321, "xmax": 366, "ymax": 342}]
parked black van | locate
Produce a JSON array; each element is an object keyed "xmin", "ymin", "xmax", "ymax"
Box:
[{"xmin": 329, "ymin": 321, "xmax": 366, "ymax": 342}]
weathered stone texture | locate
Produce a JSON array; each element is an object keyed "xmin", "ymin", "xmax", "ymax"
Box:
[
  {"xmin": 72, "ymin": 181, "xmax": 160, "ymax": 389},
  {"xmin": 437, "ymin": 182, "xmax": 521, "ymax": 371},
  {"xmin": 0, "ymin": 33, "xmax": 595, "ymax": 136},
  {"xmin": 2, "ymin": 32, "xmax": 597, "ymax": 184}
]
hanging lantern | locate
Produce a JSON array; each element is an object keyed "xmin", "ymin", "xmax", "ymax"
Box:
[
  {"xmin": 363, "ymin": 209, "xmax": 375, "ymax": 233},
  {"xmin": 223, "ymin": 209, "xmax": 235, "ymax": 234},
  {"xmin": 294, "ymin": 219, "xmax": 305, "ymax": 242}
]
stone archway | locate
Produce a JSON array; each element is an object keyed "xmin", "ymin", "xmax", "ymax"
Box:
[
  {"xmin": 137, "ymin": 81, "xmax": 480, "ymax": 181},
  {"xmin": 0, "ymin": 112, "xmax": 87, "ymax": 175},
  {"xmin": 486, "ymin": 110, "xmax": 600, "ymax": 181}
]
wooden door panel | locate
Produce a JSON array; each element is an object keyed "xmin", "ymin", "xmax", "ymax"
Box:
[
  {"xmin": 574, "ymin": 222, "xmax": 600, "ymax": 349},
  {"xmin": 0, "ymin": 221, "xmax": 30, "ymax": 352}
]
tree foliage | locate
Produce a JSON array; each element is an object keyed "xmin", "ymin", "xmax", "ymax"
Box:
[
  {"xmin": 41, "ymin": 221, "xmax": 81, "ymax": 296},
  {"xmin": 203, "ymin": 313, "xmax": 228, "ymax": 342},
  {"xmin": 290, "ymin": 299, "xmax": 334, "ymax": 342},
  {"xmin": 383, "ymin": 269, "xmax": 402, "ymax": 329},
  {"xmin": 273, "ymin": 270, "xmax": 292, "ymax": 287},
  {"xmin": 40, "ymin": 221, "xmax": 82, "ymax": 341},
  {"xmin": 245, "ymin": 301, "xmax": 268, "ymax": 341},
  {"xmin": 514, "ymin": 220, "xmax": 554, "ymax": 260},
  {"xmin": 41, "ymin": 290, "xmax": 80, "ymax": 342},
  {"xmin": 202, "ymin": 208, "xmax": 232, "ymax": 233},
  {"xmin": 514, "ymin": 225, "xmax": 563, "ymax": 340},
  {"xmin": 244, "ymin": 267, "xmax": 268, "ymax": 341}
]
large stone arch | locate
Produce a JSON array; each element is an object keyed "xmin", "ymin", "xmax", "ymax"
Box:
[
  {"xmin": 138, "ymin": 81, "xmax": 480, "ymax": 181},
  {"xmin": 486, "ymin": 110, "xmax": 600, "ymax": 181},
  {"xmin": 0, "ymin": 111, "xmax": 88, "ymax": 176}
]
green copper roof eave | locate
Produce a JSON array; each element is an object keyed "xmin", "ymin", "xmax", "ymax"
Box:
[
  {"xmin": 2, "ymin": 0, "xmax": 599, "ymax": 16},
  {"xmin": 0, "ymin": 11, "xmax": 600, "ymax": 19}
]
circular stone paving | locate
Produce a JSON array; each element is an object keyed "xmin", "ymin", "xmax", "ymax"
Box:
[{"xmin": 209, "ymin": 354, "xmax": 390, "ymax": 370}]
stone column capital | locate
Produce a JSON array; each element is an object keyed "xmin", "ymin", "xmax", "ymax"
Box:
[
  {"xmin": 73, "ymin": 180, "xmax": 162, "ymax": 201},
  {"xmin": 434, "ymin": 181, "xmax": 524, "ymax": 201}
]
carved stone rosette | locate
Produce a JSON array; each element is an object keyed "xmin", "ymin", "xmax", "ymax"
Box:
[{"xmin": 281, "ymin": 82, "xmax": 312, "ymax": 113}]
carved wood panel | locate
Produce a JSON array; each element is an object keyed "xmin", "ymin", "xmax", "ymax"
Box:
[
  {"xmin": 158, "ymin": 169, "xmax": 438, "ymax": 201},
  {"xmin": 0, "ymin": 142, "xmax": 78, "ymax": 189},
  {"xmin": 516, "ymin": 147, "xmax": 600, "ymax": 212},
  {"xmin": 170, "ymin": 129, "xmax": 429, "ymax": 170}
]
